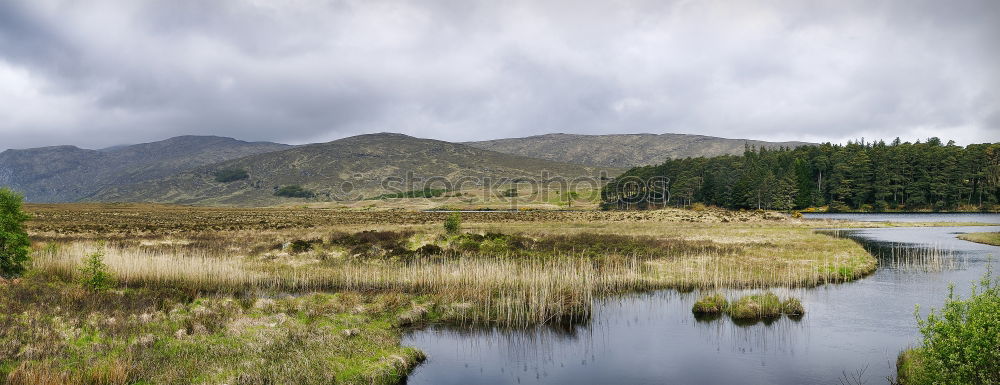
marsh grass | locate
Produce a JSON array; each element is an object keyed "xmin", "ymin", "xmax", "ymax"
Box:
[
  {"xmin": 12, "ymin": 205, "xmax": 885, "ymax": 383},
  {"xmin": 0, "ymin": 273, "xmax": 426, "ymax": 385},
  {"xmin": 32, "ymin": 222, "xmax": 865, "ymax": 327},
  {"xmin": 957, "ymin": 231, "xmax": 1000, "ymax": 246}
]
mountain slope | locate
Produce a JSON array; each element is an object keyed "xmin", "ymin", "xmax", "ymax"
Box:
[
  {"xmin": 0, "ymin": 136, "xmax": 291, "ymax": 202},
  {"xmin": 464, "ymin": 133, "xmax": 813, "ymax": 168},
  {"xmin": 92, "ymin": 133, "xmax": 620, "ymax": 205}
]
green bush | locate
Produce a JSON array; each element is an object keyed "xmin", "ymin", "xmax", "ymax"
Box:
[
  {"xmin": 80, "ymin": 247, "xmax": 113, "ymax": 292},
  {"xmin": 827, "ymin": 201, "xmax": 851, "ymax": 213},
  {"xmin": 898, "ymin": 272, "xmax": 999, "ymax": 384},
  {"xmin": 417, "ymin": 244, "xmax": 443, "ymax": 256},
  {"xmin": 274, "ymin": 185, "xmax": 315, "ymax": 198},
  {"xmin": 214, "ymin": 168, "xmax": 249, "ymax": 183},
  {"xmin": 444, "ymin": 213, "xmax": 461, "ymax": 235},
  {"xmin": 0, "ymin": 188, "xmax": 30, "ymax": 278}
]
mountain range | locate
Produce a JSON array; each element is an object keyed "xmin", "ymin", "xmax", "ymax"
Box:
[
  {"xmin": 465, "ymin": 133, "xmax": 811, "ymax": 168},
  {"xmin": 91, "ymin": 133, "xmax": 614, "ymax": 206},
  {"xmin": 0, "ymin": 136, "xmax": 289, "ymax": 202},
  {"xmin": 1, "ymin": 132, "xmax": 814, "ymax": 205}
]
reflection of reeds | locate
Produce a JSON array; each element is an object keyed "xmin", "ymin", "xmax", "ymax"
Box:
[
  {"xmin": 870, "ymin": 243, "xmax": 962, "ymax": 272},
  {"xmin": 818, "ymin": 230, "xmax": 965, "ymax": 273}
]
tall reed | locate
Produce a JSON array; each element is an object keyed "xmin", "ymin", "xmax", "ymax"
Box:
[{"xmin": 32, "ymin": 239, "xmax": 870, "ymax": 326}]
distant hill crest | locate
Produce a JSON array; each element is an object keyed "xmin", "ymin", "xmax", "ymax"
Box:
[{"xmin": 465, "ymin": 133, "xmax": 813, "ymax": 168}]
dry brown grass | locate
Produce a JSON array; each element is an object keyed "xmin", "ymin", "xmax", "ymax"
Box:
[{"xmin": 30, "ymin": 214, "xmax": 876, "ymax": 325}]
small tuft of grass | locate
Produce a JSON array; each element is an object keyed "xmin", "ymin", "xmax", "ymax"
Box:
[
  {"xmin": 692, "ymin": 293, "xmax": 728, "ymax": 314},
  {"xmin": 781, "ymin": 297, "xmax": 805, "ymax": 316},
  {"xmin": 728, "ymin": 292, "xmax": 784, "ymax": 320}
]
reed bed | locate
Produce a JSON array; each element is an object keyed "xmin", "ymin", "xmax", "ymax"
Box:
[{"xmin": 33, "ymin": 230, "xmax": 871, "ymax": 326}]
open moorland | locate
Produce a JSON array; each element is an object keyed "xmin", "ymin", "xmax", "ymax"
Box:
[{"xmin": 3, "ymin": 204, "xmax": 898, "ymax": 384}]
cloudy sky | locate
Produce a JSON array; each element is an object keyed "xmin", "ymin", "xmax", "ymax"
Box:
[{"xmin": 1, "ymin": 0, "xmax": 997, "ymax": 151}]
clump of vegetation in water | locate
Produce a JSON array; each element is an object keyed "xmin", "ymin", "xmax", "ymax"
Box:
[
  {"xmin": 692, "ymin": 293, "xmax": 728, "ymax": 314},
  {"xmin": 0, "ymin": 188, "xmax": 30, "ymax": 278},
  {"xmin": 692, "ymin": 292, "xmax": 805, "ymax": 322},
  {"xmin": 896, "ymin": 272, "xmax": 999, "ymax": 385},
  {"xmin": 728, "ymin": 292, "xmax": 784, "ymax": 320},
  {"xmin": 781, "ymin": 297, "xmax": 805, "ymax": 316}
]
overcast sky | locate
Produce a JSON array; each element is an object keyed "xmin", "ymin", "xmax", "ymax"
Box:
[{"xmin": 1, "ymin": 0, "xmax": 997, "ymax": 151}]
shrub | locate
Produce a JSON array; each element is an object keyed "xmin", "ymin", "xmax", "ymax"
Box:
[
  {"xmin": 274, "ymin": 185, "xmax": 315, "ymax": 198},
  {"xmin": 0, "ymin": 188, "xmax": 30, "ymax": 278},
  {"xmin": 289, "ymin": 239, "xmax": 313, "ymax": 253},
  {"xmin": 691, "ymin": 202, "xmax": 707, "ymax": 211},
  {"xmin": 692, "ymin": 293, "xmax": 728, "ymax": 314},
  {"xmin": 827, "ymin": 201, "xmax": 850, "ymax": 213},
  {"xmin": 214, "ymin": 168, "xmax": 249, "ymax": 183},
  {"xmin": 898, "ymin": 272, "xmax": 999, "ymax": 384},
  {"xmin": 501, "ymin": 188, "xmax": 518, "ymax": 197},
  {"xmin": 80, "ymin": 247, "xmax": 113, "ymax": 292},
  {"xmin": 791, "ymin": 211, "xmax": 803, "ymax": 219},
  {"xmin": 454, "ymin": 234, "xmax": 483, "ymax": 252},
  {"xmin": 328, "ymin": 230, "xmax": 415, "ymax": 259},
  {"xmin": 416, "ymin": 244, "xmax": 443, "ymax": 256},
  {"xmin": 444, "ymin": 213, "xmax": 461, "ymax": 235}
]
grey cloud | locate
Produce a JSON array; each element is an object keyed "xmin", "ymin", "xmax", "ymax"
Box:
[{"xmin": 0, "ymin": 0, "xmax": 997, "ymax": 151}]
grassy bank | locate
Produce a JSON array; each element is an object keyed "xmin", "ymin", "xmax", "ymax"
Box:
[
  {"xmin": 957, "ymin": 231, "xmax": 1000, "ymax": 246},
  {"xmin": 5, "ymin": 205, "xmax": 882, "ymax": 383},
  {"xmin": 0, "ymin": 274, "xmax": 425, "ymax": 384}
]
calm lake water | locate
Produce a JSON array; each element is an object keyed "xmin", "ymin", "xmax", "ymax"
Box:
[
  {"xmin": 802, "ymin": 212, "xmax": 1000, "ymax": 224},
  {"xmin": 402, "ymin": 214, "xmax": 1000, "ymax": 385}
]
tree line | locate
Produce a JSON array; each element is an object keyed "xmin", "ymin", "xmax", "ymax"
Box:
[{"xmin": 601, "ymin": 138, "xmax": 1000, "ymax": 211}]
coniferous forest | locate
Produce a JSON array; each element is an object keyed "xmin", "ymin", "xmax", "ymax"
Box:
[{"xmin": 602, "ymin": 138, "xmax": 1000, "ymax": 211}]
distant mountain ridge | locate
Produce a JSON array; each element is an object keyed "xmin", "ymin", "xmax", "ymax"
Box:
[
  {"xmin": 2, "ymin": 131, "xmax": 813, "ymax": 205},
  {"xmin": 0, "ymin": 136, "xmax": 291, "ymax": 202},
  {"xmin": 465, "ymin": 133, "xmax": 813, "ymax": 168},
  {"xmin": 92, "ymin": 133, "xmax": 617, "ymax": 206}
]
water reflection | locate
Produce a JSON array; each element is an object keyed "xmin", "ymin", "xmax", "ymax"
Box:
[{"xmin": 404, "ymin": 218, "xmax": 999, "ymax": 385}]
